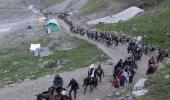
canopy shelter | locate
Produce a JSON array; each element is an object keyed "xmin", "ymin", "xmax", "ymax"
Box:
[{"xmin": 43, "ymin": 19, "xmax": 61, "ymax": 33}]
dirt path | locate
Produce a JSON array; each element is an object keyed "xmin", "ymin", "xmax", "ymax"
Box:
[{"xmin": 0, "ymin": 18, "xmax": 151, "ymax": 100}]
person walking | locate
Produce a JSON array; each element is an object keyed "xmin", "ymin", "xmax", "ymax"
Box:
[
  {"xmin": 67, "ymin": 78, "xmax": 79, "ymax": 99},
  {"xmin": 53, "ymin": 74, "xmax": 63, "ymax": 94}
]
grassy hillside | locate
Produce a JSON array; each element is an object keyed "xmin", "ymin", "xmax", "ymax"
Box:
[
  {"xmin": 78, "ymin": 0, "xmax": 108, "ymax": 17},
  {"xmin": 39, "ymin": 0, "xmax": 63, "ymax": 8},
  {"xmin": 0, "ymin": 37, "xmax": 108, "ymax": 87},
  {"xmin": 138, "ymin": 64, "xmax": 170, "ymax": 100},
  {"xmin": 96, "ymin": 0, "xmax": 170, "ymax": 52}
]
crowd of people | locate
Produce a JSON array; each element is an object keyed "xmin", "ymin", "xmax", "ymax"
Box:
[
  {"xmin": 37, "ymin": 64, "xmax": 104, "ymax": 100},
  {"xmin": 36, "ymin": 14, "xmax": 169, "ymax": 100},
  {"xmin": 58, "ymin": 14, "xmax": 130, "ymax": 47}
]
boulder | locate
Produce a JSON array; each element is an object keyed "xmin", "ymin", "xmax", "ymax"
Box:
[
  {"xmin": 133, "ymin": 78, "xmax": 147, "ymax": 91},
  {"xmin": 164, "ymin": 75, "xmax": 170, "ymax": 79},
  {"xmin": 132, "ymin": 89, "xmax": 148, "ymax": 97}
]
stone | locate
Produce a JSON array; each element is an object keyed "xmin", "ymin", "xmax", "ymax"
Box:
[
  {"xmin": 121, "ymin": 89, "xmax": 127, "ymax": 93},
  {"xmin": 120, "ymin": 96, "xmax": 124, "ymax": 100},
  {"xmin": 4, "ymin": 70, "xmax": 8, "ymax": 73},
  {"xmin": 37, "ymin": 63, "xmax": 45, "ymax": 68},
  {"xmin": 112, "ymin": 88, "xmax": 118, "ymax": 92},
  {"xmin": 106, "ymin": 59, "xmax": 114, "ymax": 65},
  {"xmin": 164, "ymin": 75, "xmax": 170, "ymax": 79},
  {"xmin": 115, "ymin": 92, "xmax": 120, "ymax": 97},
  {"xmin": 38, "ymin": 58, "xmax": 43, "ymax": 62},
  {"xmin": 106, "ymin": 93, "xmax": 112, "ymax": 98},
  {"xmin": 126, "ymin": 93, "xmax": 132, "ymax": 97},
  {"xmin": 30, "ymin": 75, "xmax": 35, "ymax": 78},
  {"xmin": 46, "ymin": 75, "xmax": 51, "ymax": 77},
  {"xmin": 12, "ymin": 61, "xmax": 18, "ymax": 65}
]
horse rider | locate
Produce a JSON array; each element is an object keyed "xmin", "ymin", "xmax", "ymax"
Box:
[
  {"xmin": 88, "ymin": 64, "xmax": 96, "ymax": 78},
  {"xmin": 67, "ymin": 78, "xmax": 79, "ymax": 99},
  {"xmin": 53, "ymin": 74, "xmax": 63, "ymax": 94}
]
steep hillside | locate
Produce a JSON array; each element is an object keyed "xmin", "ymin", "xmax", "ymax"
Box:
[
  {"xmin": 96, "ymin": 0, "xmax": 170, "ymax": 52},
  {"xmin": 0, "ymin": 0, "xmax": 33, "ymax": 23},
  {"xmin": 77, "ymin": 0, "xmax": 135, "ymax": 21},
  {"xmin": 38, "ymin": 0, "xmax": 63, "ymax": 9}
]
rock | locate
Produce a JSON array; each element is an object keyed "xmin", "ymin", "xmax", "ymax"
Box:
[
  {"xmin": 164, "ymin": 75, "xmax": 170, "ymax": 79},
  {"xmin": 120, "ymin": 89, "xmax": 127, "ymax": 93},
  {"xmin": 112, "ymin": 88, "xmax": 118, "ymax": 92},
  {"xmin": 127, "ymin": 96, "xmax": 133, "ymax": 100},
  {"xmin": 38, "ymin": 58, "xmax": 43, "ymax": 62},
  {"xmin": 70, "ymin": 67, "xmax": 73, "ymax": 70},
  {"xmin": 115, "ymin": 92, "xmax": 120, "ymax": 97},
  {"xmin": 30, "ymin": 75, "xmax": 35, "ymax": 78},
  {"xmin": 107, "ymin": 93, "xmax": 112, "ymax": 96},
  {"xmin": 37, "ymin": 63, "xmax": 45, "ymax": 68},
  {"xmin": 101, "ymin": 54, "xmax": 105, "ymax": 58},
  {"xmin": 2, "ymin": 50, "xmax": 8, "ymax": 54},
  {"xmin": 120, "ymin": 96, "xmax": 124, "ymax": 100},
  {"xmin": 4, "ymin": 70, "xmax": 8, "ymax": 73},
  {"xmin": 12, "ymin": 61, "xmax": 19, "ymax": 65},
  {"xmin": 106, "ymin": 59, "xmax": 114, "ymax": 65},
  {"xmin": 126, "ymin": 93, "xmax": 131, "ymax": 97},
  {"xmin": 46, "ymin": 75, "xmax": 51, "ymax": 77}
]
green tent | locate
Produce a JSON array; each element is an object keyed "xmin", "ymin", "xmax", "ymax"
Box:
[{"xmin": 44, "ymin": 19, "xmax": 61, "ymax": 33}]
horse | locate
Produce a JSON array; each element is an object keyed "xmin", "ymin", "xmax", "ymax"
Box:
[
  {"xmin": 36, "ymin": 86, "xmax": 54, "ymax": 100},
  {"xmin": 36, "ymin": 87, "xmax": 71, "ymax": 100},
  {"xmin": 83, "ymin": 76, "xmax": 98, "ymax": 94}
]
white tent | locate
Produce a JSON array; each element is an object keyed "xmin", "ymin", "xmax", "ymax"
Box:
[
  {"xmin": 87, "ymin": 6, "xmax": 144, "ymax": 25},
  {"xmin": 29, "ymin": 44, "xmax": 41, "ymax": 51}
]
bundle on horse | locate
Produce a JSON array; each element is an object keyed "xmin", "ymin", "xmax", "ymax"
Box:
[{"xmin": 83, "ymin": 76, "xmax": 98, "ymax": 94}]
